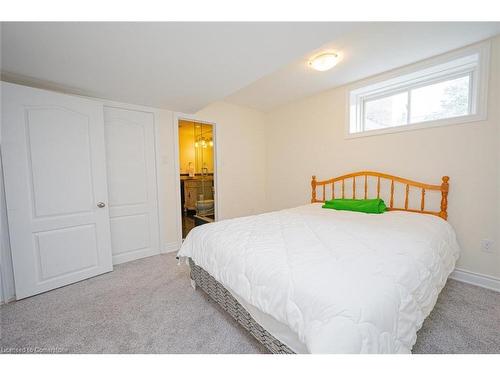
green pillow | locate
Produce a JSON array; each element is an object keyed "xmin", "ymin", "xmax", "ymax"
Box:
[{"xmin": 322, "ymin": 198, "xmax": 387, "ymax": 214}]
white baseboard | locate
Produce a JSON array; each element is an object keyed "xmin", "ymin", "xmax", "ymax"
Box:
[
  {"xmin": 0, "ymin": 296, "xmax": 15, "ymax": 305},
  {"xmin": 163, "ymin": 241, "xmax": 180, "ymax": 254},
  {"xmin": 450, "ymin": 268, "xmax": 500, "ymax": 292}
]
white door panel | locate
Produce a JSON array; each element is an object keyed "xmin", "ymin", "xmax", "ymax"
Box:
[
  {"xmin": 1, "ymin": 83, "xmax": 113, "ymax": 299},
  {"xmin": 104, "ymin": 107, "xmax": 160, "ymax": 264},
  {"xmin": 35, "ymin": 224, "xmax": 99, "ymax": 281},
  {"xmin": 27, "ymin": 107, "xmax": 95, "ymax": 217},
  {"xmin": 109, "ymin": 214, "xmax": 149, "ymax": 255}
]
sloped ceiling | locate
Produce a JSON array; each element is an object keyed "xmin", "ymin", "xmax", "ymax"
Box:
[
  {"xmin": 0, "ymin": 22, "xmax": 359, "ymax": 113},
  {"xmin": 2, "ymin": 22, "xmax": 499, "ymax": 113},
  {"xmin": 225, "ymin": 22, "xmax": 500, "ymax": 111}
]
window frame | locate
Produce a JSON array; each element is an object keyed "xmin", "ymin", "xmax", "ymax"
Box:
[{"xmin": 346, "ymin": 41, "xmax": 490, "ymax": 138}]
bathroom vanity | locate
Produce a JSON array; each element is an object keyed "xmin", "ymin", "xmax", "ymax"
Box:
[{"xmin": 181, "ymin": 176, "xmax": 214, "ymax": 211}]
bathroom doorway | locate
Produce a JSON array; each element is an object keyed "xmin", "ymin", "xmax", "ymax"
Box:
[{"xmin": 177, "ymin": 119, "xmax": 217, "ymax": 238}]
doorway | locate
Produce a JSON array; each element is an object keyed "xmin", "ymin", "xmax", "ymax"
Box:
[{"xmin": 177, "ymin": 119, "xmax": 216, "ymax": 238}]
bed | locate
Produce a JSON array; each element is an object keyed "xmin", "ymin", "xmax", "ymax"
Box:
[{"xmin": 177, "ymin": 171, "xmax": 460, "ymax": 353}]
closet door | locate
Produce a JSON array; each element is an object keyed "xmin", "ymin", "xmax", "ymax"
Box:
[
  {"xmin": 104, "ymin": 107, "xmax": 160, "ymax": 264},
  {"xmin": 1, "ymin": 83, "xmax": 113, "ymax": 299}
]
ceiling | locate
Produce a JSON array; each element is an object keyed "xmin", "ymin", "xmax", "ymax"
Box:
[
  {"xmin": 0, "ymin": 22, "xmax": 359, "ymax": 113},
  {"xmin": 2, "ymin": 22, "xmax": 500, "ymax": 113},
  {"xmin": 226, "ymin": 22, "xmax": 500, "ymax": 111}
]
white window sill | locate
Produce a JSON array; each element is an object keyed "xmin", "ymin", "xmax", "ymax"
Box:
[{"xmin": 345, "ymin": 112, "xmax": 487, "ymax": 139}]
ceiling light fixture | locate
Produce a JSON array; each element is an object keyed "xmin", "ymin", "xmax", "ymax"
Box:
[{"xmin": 308, "ymin": 52, "xmax": 339, "ymax": 72}]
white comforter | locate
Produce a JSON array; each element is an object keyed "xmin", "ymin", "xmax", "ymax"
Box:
[{"xmin": 178, "ymin": 204, "xmax": 460, "ymax": 353}]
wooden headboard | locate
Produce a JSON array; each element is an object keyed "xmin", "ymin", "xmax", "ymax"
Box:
[{"xmin": 311, "ymin": 171, "xmax": 449, "ymax": 220}]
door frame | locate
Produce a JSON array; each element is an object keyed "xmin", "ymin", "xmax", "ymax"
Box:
[{"xmin": 173, "ymin": 112, "xmax": 220, "ymax": 244}]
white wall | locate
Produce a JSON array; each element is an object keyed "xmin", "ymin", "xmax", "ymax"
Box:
[
  {"xmin": 156, "ymin": 101, "xmax": 268, "ymax": 253},
  {"xmin": 195, "ymin": 101, "xmax": 268, "ymax": 219},
  {"xmin": 265, "ymin": 36, "xmax": 500, "ymax": 279},
  {"xmin": 1, "ymin": 154, "xmax": 5, "ymax": 304},
  {"xmin": 156, "ymin": 109, "xmax": 181, "ymax": 252},
  {"xmin": 1, "ymin": 125, "xmax": 16, "ymax": 304}
]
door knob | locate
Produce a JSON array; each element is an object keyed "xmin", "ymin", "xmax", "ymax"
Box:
[{"xmin": 96, "ymin": 202, "xmax": 106, "ymax": 208}]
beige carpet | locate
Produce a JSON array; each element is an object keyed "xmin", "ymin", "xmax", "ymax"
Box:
[{"xmin": 1, "ymin": 253, "xmax": 499, "ymax": 354}]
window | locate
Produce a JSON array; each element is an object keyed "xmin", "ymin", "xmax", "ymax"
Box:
[{"xmin": 348, "ymin": 42, "xmax": 489, "ymax": 137}]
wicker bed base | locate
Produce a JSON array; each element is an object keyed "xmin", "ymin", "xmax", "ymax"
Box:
[{"xmin": 188, "ymin": 258, "xmax": 294, "ymax": 354}]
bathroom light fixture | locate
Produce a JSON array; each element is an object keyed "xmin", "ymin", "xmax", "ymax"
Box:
[
  {"xmin": 308, "ymin": 52, "xmax": 339, "ymax": 71},
  {"xmin": 195, "ymin": 137, "xmax": 213, "ymax": 148}
]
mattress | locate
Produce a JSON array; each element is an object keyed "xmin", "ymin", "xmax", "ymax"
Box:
[{"xmin": 178, "ymin": 203, "xmax": 460, "ymax": 353}]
